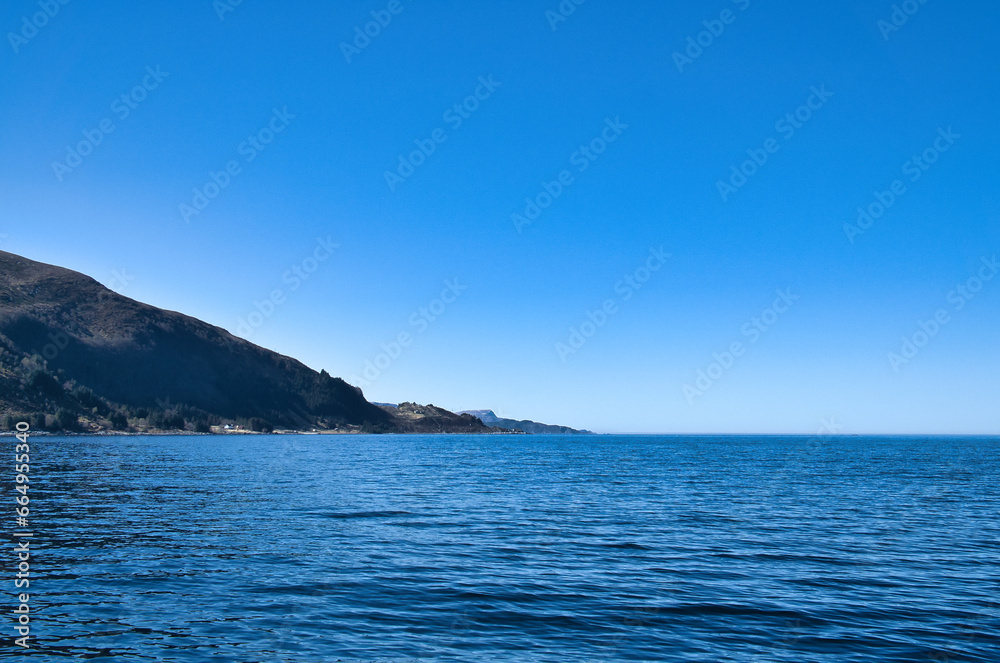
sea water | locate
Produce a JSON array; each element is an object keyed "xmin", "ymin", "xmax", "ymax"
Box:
[{"xmin": 19, "ymin": 434, "xmax": 1000, "ymax": 662}]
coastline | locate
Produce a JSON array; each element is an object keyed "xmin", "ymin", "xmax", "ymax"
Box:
[{"xmin": 0, "ymin": 427, "xmax": 527, "ymax": 437}]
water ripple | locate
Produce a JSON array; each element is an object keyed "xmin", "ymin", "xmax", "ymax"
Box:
[{"xmin": 11, "ymin": 434, "xmax": 1000, "ymax": 662}]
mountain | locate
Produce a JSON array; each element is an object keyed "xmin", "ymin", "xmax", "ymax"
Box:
[
  {"xmin": 379, "ymin": 403, "xmax": 516, "ymax": 434},
  {"xmin": 459, "ymin": 410, "xmax": 592, "ymax": 435},
  {"xmin": 0, "ymin": 250, "xmax": 498, "ymax": 435}
]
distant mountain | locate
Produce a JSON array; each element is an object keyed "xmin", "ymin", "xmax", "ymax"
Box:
[
  {"xmin": 460, "ymin": 410, "xmax": 592, "ymax": 435},
  {"xmin": 379, "ymin": 403, "xmax": 515, "ymax": 434},
  {"xmin": 0, "ymin": 250, "xmax": 499, "ymax": 435}
]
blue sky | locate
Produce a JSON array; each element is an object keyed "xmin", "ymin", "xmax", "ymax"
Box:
[{"xmin": 2, "ymin": 0, "xmax": 998, "ymax": 434}]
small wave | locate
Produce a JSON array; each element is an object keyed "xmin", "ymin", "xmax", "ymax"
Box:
[
  {"xmin": 600, "ymin": 542, "xmax": 653, "ymax": 550},
  {"xmin": 315, "ymin": 510, "xmax": 413, "ymax": 519}
]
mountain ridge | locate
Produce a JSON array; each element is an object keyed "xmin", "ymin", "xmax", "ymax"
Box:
[
  {"xmin": 0, "ymin": 250, "xmax": 502, "ymax": 435},
  {"xmin": 459, "ymin": 409, "xmax": 592, "ymax": 435}
]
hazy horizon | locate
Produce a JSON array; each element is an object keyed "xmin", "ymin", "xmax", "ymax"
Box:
[{"xmin": 2, "ymin": 1, "xmax": 998, "ymax": 435}]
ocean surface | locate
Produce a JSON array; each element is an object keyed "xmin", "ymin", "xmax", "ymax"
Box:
[{"xmin": 10, "ymin": 434, "xmax": 1000, "ymax": 662}]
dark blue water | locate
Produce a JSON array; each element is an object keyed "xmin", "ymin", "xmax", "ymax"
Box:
[{"xmin": 10, "ymin": 434, "xmax": 1000, "ymax": 662}]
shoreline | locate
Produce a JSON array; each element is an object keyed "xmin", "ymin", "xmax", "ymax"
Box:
[{"xmin": 0, "ymin": 428, "xmax": 528, "ymax": 437}]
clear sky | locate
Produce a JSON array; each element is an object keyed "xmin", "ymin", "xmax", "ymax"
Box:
[{"xmin": 2, "ymin": 0, "xmax": 998, "ymax": 434}]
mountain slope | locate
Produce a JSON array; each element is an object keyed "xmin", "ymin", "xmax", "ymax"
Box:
[
  {"xmin": 380, "ymin": 403, "xmax": 516, "ymax": 434},
  {"xmin": 460, "ymin": 410, "xmax": 592, "ymax": 434},
  {"xmin": 0, "ymin": 250, "xmax": 492, "ymax": 434}
]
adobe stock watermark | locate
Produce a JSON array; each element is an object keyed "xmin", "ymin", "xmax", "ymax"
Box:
[
  {"xmin": 609, "ymin": 605, "xmax": 663, "ymax": 654},
  {"xmin": 51, "ymin": 66, "xmax": 170, "ymax": 182},
  {"xmin": 843, "ymin": 127, "xmax": 959, "ymax": 243},
  {"xmin": 214, "ymin": 0, "xmax": 245, "ymax": 21},
  {"xmin": 877, "ymin": 0, "xmax": 931, "ymax": 41},
  {"xmin": 716, "ymin": 85, "xmax": 833, "ymax": 202},
  {"xmin": 672, "ymin": 0, "xmax": 751, "ymax": 73},
  {"xmin": 7, "ymin": 0, "xmax": 72, "ymax": 54},
  {"xmin": 888, "ymin": 256, "xmax": 997, "ymax": 372},
  {"xmin": 926, "ymin": 600, "xmax": 1000, "ymax": 662},
  {"xmin": 179, "ymin": 106, "xmax": 295, "ymax": 223},
  {"xmin": 813, "ymin": 416, "xmax": 843, "ymax": 439},
  {"xmin": 341, "ymin": 0, "xmax": 408, "ymax": 63},
  {"xmin": 545, "ymin": 0, "xmax": 587, "ymax": 31},
  {"xmin": 235, "ymin": 237, "xmax": 340, "ymax": 338},
  {"xmin": 798, "ymin": 416, "xmax": 844, "ymax": 457},
  {"xmin": 512, "ymin": 116, "xmax": 628, "ymax": 234},
  {"xmin": 555, "ymin": 246, "xmax": 669, "ymax": 362},
  {"xmin": 34, "ymin": 329, "xmax": 70, "ymax": 363},
  {"xmin": 107, "ymin": 268, "xmax": 135, "ymax": 293},
  {"xmin": 683, "ymin": 288, "xmax": 800, "ymax": 404},
  {"xmin": 384, "ymin": 75, "xmax": 501, "ymax": 192},
  {"xmin": 350, "ymin": 278, "xmax": 467, "ymax": 387}
]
